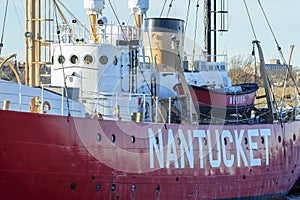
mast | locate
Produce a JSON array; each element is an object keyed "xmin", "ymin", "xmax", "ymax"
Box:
[
  {"xmin": 25, "ymin": 0, "xmax": 41, "ymax": 87},
  {"xmin": 204, "ymin": 0, "xmax": 228, "ymax": 61},
  {"xmin": 204, "ymin": 0, "xmax": 211, "ymax": 57}
]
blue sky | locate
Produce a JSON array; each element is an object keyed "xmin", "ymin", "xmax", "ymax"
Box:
[{"xmin": 1, "ymin": 0, "xmax": 300, "ymax": 67}]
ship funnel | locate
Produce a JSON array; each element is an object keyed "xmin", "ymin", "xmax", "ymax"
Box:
[
  {"xmin": 144, "ymin": 18, "xmax": 184, "ymax": 72},
  {"xmin": 84, "ymin": 0, "xmax": 105, "ymax": 43}
]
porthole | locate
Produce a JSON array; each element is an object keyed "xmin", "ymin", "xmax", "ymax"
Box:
[
  {"xmin": 70, "ymin": 55, "xmax": 79, "ymax": 64},
  {"xmin": 245, "ymin": 138, "xmax": 248, "ymax": 145},
  {"xmin": 99, "ymin": 55, "xmax": 108, "ymax": 65},
  {"xmin": 111, "ymin": 184, "xmax": 116, "ymax": 191},
  {"xmin": 111, "ymin": 134, "xmax": 116, "ymax": 143},
  {"xmin": 131, "ymin": 184, "xmax": 136, "ymax": 192},
  {"xmin": 278, "ymin": 136, "xmax": 282, "ymax": 143},
  {"xmin": 224, "ymin": 138, "xmax": 227, "ymax": 146},
  {"xmin": 155, "ymin": 185, "xmax": 160, "ymax": 192},
  {"xmin": 131, "ymin": 136, "xmax": 136, "ymax": 144},
  {"xmin": 96, "ymin": 133, "xmax": 102, "ymax": 142},
  {"xmin": 96, "ymin": 184, "xmax": 101, "ymax": 191},
  {"xmin": 70, "ymin": 182, "xmax": 76, "ymax": 190},
  {"xmin": 58, "ymin": 55, "xmax": 65, "ymax": 64},
  {"xmin": 293, "ymin": 134, "xmax": 296, "ymax": 141},
  {"xmin": 261, "ymin": 137, "xmax": 265, "ymax": 144},
  {"xmin": 177, "ymin": 138, "xmax": 181, "ymax": 145},
  {"xmin": 203, "ymin": 138, "xmax": 207, "ymax": 145},
  {"xmin": 113, "ymin": 56, "xmax": 118, "ymax": 65},
  {"xmin": 84, "ymin": 55, "xmax": 94, "ymax": 65},
  {"xmin": 155, "ymin": 136, "xmax": 159, "ymax": 144}
]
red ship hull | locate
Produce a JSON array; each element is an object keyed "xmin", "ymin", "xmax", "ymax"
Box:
[{"xmin": 0, "ymin": 110, "xmax": 300, "ymax": 199}]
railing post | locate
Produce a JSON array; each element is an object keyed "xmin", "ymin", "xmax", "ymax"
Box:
[
  {"xmin": 295, "ymin": 88, "xmax": 298, "ymax": 120},
  {"xmin": 61, "ymin": 86, "xmax": 64, "ymax": 116},
  {"xmin": 41, "ymin": 84, "xmax": 44, "ymax": 113},
  {"xmin": 168, "ymin": 97, "xmax": 171, "ymax": 124},
  {"xmin": 143, "ymin": 94, "xmax": 146, "ymax": 121},
  {"xmin": 155, "ymin": 96, "xmax": 158, "ymax": 123},
  {"xmin": 19, "ymin": 83, "xmax": 22, "ymax": 111},
  {"xmin": 190, "ymin": 97, "xmax": 192, "ymax": 124}
]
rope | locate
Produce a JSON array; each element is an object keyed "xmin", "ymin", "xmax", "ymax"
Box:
[
  {"xmin": 0, "ymin": 0, "xmax": 9, "ymax": 55},
  {"xmin": 166, "ymin": 0, "xmax": 175, "ymax": 17},
  {"xmin": 107, "ymin": 0, "xmax": 127, "ymax": 41},
  {"xmin": 12, "ymin": 0, "xmax": 24, "ymax": 34},
  {"xmin": 258, "ymin": 0, "xmax": 281, "ymax": 53},
  {"xmin": 243, "ymin": 0, "xmax": 257, "ymax": 40},
  {"xmin": 258, "ymin": 0, "xmax": 300, "ymax": 96},
  {"xmin": 192, "ymin": 0, "xmax": 200, "ymax": 63},
  {"xmin": 184, "ymin": 0, "xmax": 192, "ymax": 34},
  {"xmin": 56, "ymin": 0, "xmax": 89, "ymax": 34},
  {"xmin": 160, "ymin": 0, "xmax": 168, "ymax": 17},
  {"xmin": 54, "ymin": 1, "xmax": 71, "ymax": 118}
]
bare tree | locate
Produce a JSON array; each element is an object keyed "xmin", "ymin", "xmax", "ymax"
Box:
[{"xmin": 228, "ymin": 55, "xmax": 255, "ymax": 85}]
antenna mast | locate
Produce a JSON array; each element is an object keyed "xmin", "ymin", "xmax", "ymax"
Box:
[{"xmin": 204, "ymin": 0, "xmax": 228, "ymax": 61}]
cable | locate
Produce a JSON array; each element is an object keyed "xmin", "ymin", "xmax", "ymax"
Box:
[
  {"xmin": 12, "ymin": 0, "xmax": 24, "ymax": 34},
  {"xmin": 56, "ymin": 0, "xmax": 89, "ymax": 34},
  {"xmin": 107, "ymin": 0, "xmax": 127, "ymax": 41},
  {"xmin": 160, "ymin": 0, "xmax": 168, "ymax": 17},
  {"xmin": 54, "ymin": 2, "xmax": 71, "ymax": 118},
  {"xmin": 166, "ymin": 0, "xmax": 174, "ymax": 17},
  {"xmin": 258, "ymin": 0, "xmax": 300, "ymax": 95},
  {"xmin": 243, "ymin": 0, "xmax": 257, "ymax": 40},
  {"xmin": 184, "ymin": 0, "xmax": 192, "ymax": 34},
  {"xmin": 192, "ymin": 0, "xmax": 200, "ymax": 63},
  {"xmin": 0, "ymin": 0, "xmax": 9, "ymax": 55}
]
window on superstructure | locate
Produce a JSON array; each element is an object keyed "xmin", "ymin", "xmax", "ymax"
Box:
[
  {"xmin": 70, "ymin": 55, "xmax": 79, "ymax": 64},
  {"xmin": 58, "ymin": 55, "xmax": 65, "ymax": 64},
  {"xmin": 99, "ymin": 55, "xmax": 108, "ymax": 65},
  {"xmin": 84, "ymin": 55, "xmax": 94, "ymax": 65},
  {"xmin": 113, "ymin": 56, "xmax": 118, "ymax": 65}
]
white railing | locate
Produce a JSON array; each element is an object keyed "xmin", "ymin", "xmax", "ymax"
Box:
[
  {"xmin": 0, "ymin": 81, "xmax": 83, "ymax": 117},
  {"xmin": 0, "ymin": 80, "xmax": 200, "ymax": 124},
  {"xmin": 54, "ymin": 23, "xmax": 138, "ymax": 46}
]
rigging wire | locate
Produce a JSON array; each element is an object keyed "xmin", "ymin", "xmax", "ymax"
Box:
[
  {"xmin": 243, "ymin": 0, "xmax": 257, "ymax": 41},
  {"xmin": 192, "ymin": 0, "xmax": 200, "ymax": 64},
  {"xmin": 0, "ymin": 0, "xmax": 9, "ymax": 55},
  {"xmin": 258, "ymin": 0, "xmax": 300, "ymax": 95},
  {"xmin": 184, "ymin": 0, "xmax": 192, "ymax": 35},
  {"xmin": 107, "ymin": 0, "xmax": 127, "ymax": 41},
  {"xmin": 166, "ymin": 0, "xmax": 175, "ymax": 17},
  {"xmin": 12, "ymin": 0, "xmax": 24, "ymax": 34},
  {"xmin": 257, "ymin": 0, "xmax": 284, "ymax": 61},
  {"xmin": 160, "ymin": 0, "xmax": 168, "ymax": 18},
  {"xmin": 56, "ymin": 0, "xmax": 89, "ymax": 34},
  {"xmin": 243, "ymin": 1, "xmax": 280, "ymax": 115},
  {"xmin": 243, "ymin": 0, "xmax": 258, "ymax": 83},
  {"xmin": 53, "ymin": 2, "xmax": 71, "ymax": 117}
]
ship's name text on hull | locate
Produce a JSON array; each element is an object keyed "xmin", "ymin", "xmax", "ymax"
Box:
[{"xmin": 149, "ymin": 128, "xmax": 271, "ymax": 169}]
